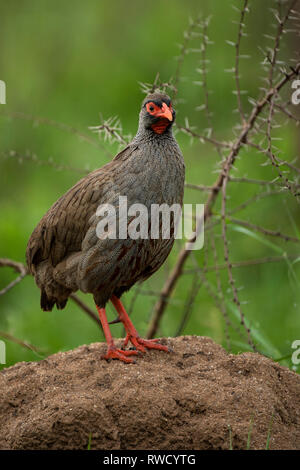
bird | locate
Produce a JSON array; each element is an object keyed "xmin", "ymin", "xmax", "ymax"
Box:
[{"xmin": 26, "ymin": 92, "xmax": 185, "ymax": 363}]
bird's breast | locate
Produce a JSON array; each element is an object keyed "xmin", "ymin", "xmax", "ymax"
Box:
[{"xmin": 120, "ymin": 143, "xmax": 185, "ymax": 208}]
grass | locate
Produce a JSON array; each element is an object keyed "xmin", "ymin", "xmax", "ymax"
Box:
[
  {"xmin": 227, "ymin": 413, "xmax": 275, "ymax": 450},
  {"xmin": 265, "ymin": 413, "xmax": 275, "ymax": 451},
  {"xmin": 87, "ymin": 432, "xmax": 92, "ymax": 450}
]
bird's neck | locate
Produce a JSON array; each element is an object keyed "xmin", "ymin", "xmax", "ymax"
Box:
[{"xmin": 133, "ymin": 125, "xmax": 174, "ymax": 144}]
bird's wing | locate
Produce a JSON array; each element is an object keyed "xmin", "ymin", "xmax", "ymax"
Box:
[{"xmin": 26, "ymin": 144, "xmax": 137, "ymax": 273}]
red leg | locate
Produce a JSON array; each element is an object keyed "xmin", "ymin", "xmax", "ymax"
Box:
[
  {"xmin": 110, "ymin": 295, "xmax": 169, "ymax": 354},
  {"xmin": 96, "ymin": 305, "xmax": 138, "ymax": 363}
]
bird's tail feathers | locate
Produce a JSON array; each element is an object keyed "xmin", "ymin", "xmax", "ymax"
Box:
[{"xmin": 40, "ymin": 290, "xmax": 68, "ymax": 311}]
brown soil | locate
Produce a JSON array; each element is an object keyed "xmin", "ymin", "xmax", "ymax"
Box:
[{"xmin": 0, "ymin": 336, "xmax": 299, "ymax": 450}]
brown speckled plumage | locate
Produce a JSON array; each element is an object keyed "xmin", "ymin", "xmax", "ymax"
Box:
[{"xmin": 26, "ymin": 93, "xmax": 185, "ymax": 362}]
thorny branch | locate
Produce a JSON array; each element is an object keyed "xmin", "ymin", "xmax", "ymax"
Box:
[
  {"xmin": 0, "ymin": 110, "xmax": 112, "ymax": 158},
  {"xmin": 146, "ymin": 0, "xmax": 300, "ymax": 344},
  {"xmin": 234, "ymin": 0, "xmax": 249, "ymax": 125},
  {"xmin": 0, "ymin": 258, "xmax": 103, "ymax": 344},
  {"xmin": 146, "ymin": 62, "xmax": 300, "ymax": 341},
  {"xmin": 0, "ymin": 259, "xmax": 28, "ymax": 296}
]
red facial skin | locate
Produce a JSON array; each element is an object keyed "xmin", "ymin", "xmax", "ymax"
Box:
[{"xmin": 146, "ymin": 101, "xmax": 173, "ymax": 134}]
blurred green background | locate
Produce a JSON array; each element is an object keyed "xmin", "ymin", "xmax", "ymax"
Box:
[{"xmin": 0, "ymin": 0, "xmax": 299, "ymax": 371}]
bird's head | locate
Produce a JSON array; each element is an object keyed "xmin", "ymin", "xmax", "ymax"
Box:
[{"xmin": 139, "ymin": 92, "xmax": 175, "ymax": 135}]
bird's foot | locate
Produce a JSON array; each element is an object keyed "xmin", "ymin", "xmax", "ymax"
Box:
[
  {"xmin": 123, "ymin": 334, "xmax": 169, "ymax": 354},
  {"xmin": 102, "ymin": 347, "xmax": 138, "ymax": 364},
  {"xmin": 108, "ymin": 296, "xmax": 170, "ymax": 358}
]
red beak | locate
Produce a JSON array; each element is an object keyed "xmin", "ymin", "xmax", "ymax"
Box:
[{"xmin": 157, "ymin": 102, "xmax": 173, "ymax": 121}]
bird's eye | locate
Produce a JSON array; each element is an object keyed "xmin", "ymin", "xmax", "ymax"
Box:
[{"xmin": 146, "ymin": 102, "xmax": 156, "ymax": 114}]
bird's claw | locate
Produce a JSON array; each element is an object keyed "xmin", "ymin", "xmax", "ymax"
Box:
[
  {"xmin": 102, "ymin": 347, "xmax": 138, "ymax": 364},
  {"xmin": 123, "ymin": 334, "xmax": 169, "ymax": 354}
]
